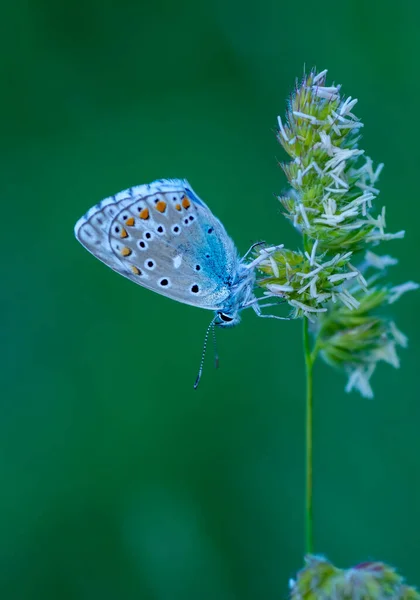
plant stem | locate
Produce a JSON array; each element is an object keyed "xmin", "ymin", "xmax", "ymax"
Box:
[{"xmin": 303, "ymin": 316, "xmax": 314, "ymax": 554}]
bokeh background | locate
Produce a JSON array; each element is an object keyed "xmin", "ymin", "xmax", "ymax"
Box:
[{"xmin": 1, "ymin": 0, "xmax": 419, "ymax": 597}]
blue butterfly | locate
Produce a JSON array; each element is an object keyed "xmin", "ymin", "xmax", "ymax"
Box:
[{"xmin": 74, "ymin": 179, "xmax": 284, "ymax": 385}]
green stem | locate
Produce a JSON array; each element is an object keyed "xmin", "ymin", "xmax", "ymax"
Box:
[{"xmin": 303, "ymin": 316, "xmax": 314, "ymax": 554}]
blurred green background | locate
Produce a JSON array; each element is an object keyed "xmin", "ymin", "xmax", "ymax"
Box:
[{"xmin": 1, "ymin": 0, "xmax": 419, "ymax": 597}]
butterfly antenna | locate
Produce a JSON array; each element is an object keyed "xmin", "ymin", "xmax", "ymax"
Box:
[
  {"xmin": 212, "ymin": 322, "xmax": 219, "ymax": 369},
  {"xmin": 194, "ymin": 317, "xmax": 216, "ymax": 389}
]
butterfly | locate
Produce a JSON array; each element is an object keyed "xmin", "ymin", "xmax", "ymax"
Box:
[{"xmin": 74, "ymin": 179, "xmax": 284, "ymax": 385}]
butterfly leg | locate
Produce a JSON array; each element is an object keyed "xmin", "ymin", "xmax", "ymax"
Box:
[
  {"xmin": 244, "ymin": 244, "xmax": 284, "ymax": 271},
  {"xmin": 241, "ymin": 240, "xmax": 267, "ymax": 263},
  {"xmin": 243, "ymin": 293, "xmax": 286, "ymax": 309},
  {"xmin": 252, "ymin": 301, "xmax": 292, "ymax": 321},
  {"xmin": 257, "ymin": 301, "xmax": 286, "ymax": 309},
  {"xmin": 258, "ymin": 313, "xmax": 292, "ymax": 320}
]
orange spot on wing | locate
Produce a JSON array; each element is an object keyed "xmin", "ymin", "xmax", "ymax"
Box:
[
  {"xmin": 121, "ymin": 247, "xmax": 132, "ymax": 257},
  {"xmin": 156, "ymin": 200, "xmax": 167, "ymax": 213},
  {"xmin": 139, "ymin": 208, "xmax": 149, "ymax": 220},
  {"xmin": 182, "ymin": 196, "xmax": 191, "ymax": 209},
  {"xmin": 131, "ymin": 265, "xmax": 141, "ymax": 275},
  {"xmin": 120, "ymin": 228, "xmax": 128, "ymax": 238},
  {"xmin": 125, "ymin": 217, "xmax": 135, "ymax": 226},
  {"xmin": 175, "ymin": 203, "xmax": 182, "ymax": 211}
]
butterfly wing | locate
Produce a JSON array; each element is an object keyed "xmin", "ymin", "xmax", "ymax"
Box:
[{"xmin": 74, "ymin": 179, "xmax": 240, "ymax": 310}]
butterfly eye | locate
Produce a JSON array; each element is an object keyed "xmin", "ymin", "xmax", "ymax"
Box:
[{"xmin": 218, "ymin": 312, "xmax": 233, "ymax": 323}]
